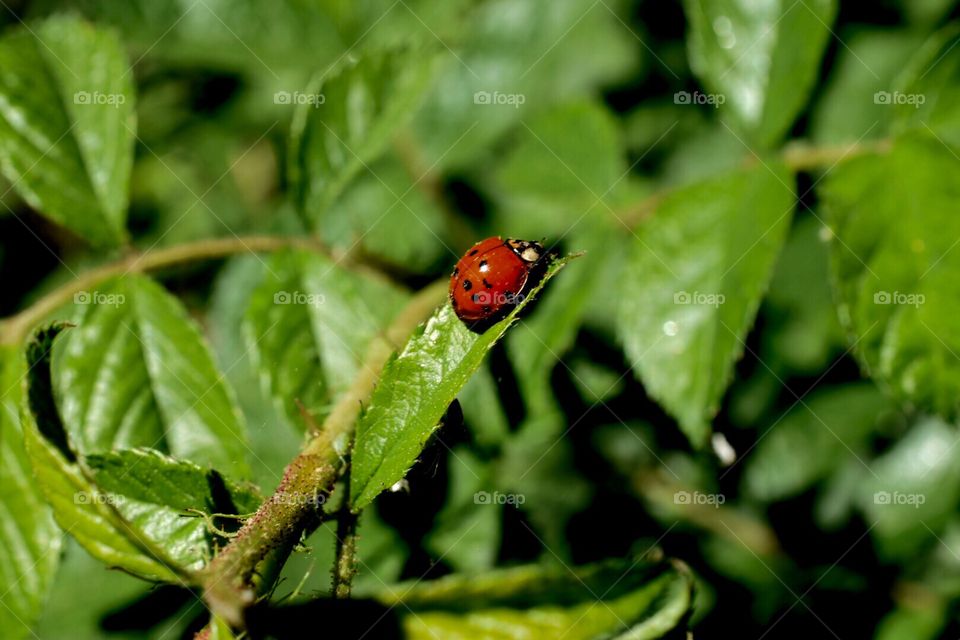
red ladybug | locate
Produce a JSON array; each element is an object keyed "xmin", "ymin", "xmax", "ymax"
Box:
[{"xmin": 449, "ymin": 236, "xmax": 548, "ymax": 327}]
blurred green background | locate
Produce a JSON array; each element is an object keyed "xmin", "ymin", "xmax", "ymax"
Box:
[{"xmin": 2, "ymin": 0, "xmax": 960, "ymax": 638}]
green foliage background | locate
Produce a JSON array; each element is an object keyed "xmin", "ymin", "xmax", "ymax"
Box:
[{"xmin": 0, "ymin": 0, "xmax": 959, "ymax": 638}]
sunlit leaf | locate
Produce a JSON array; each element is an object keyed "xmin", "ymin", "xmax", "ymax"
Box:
[
  {"xmin": 53, "ymin": 276, "xmax": 250, "ymax": 478},
  {"xmin": 350, "ymin": 254, "xmax": 579, "ymax": 510},
  {"xmin": 683, "ymin": 0, "xmax": 837, "ymax": 146},
  {"xmin": 0, "ymin": 15, "xmax": 134, "ymax": 246}
]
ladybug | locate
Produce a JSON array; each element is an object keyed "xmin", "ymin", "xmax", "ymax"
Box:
[{"xmin": 449, "ymin": 236, "xmax": 549, "ymax": 328}]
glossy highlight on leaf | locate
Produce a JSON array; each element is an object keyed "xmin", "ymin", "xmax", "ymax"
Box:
[
  {"xmin": 617, "ymin": 162, "xmax": 794, "ymax": 446},
  {"xmin": 53, "ymin": 275, "xmax": 250, "ymax": 478},
  {"xmin": 0, "ymin": 15, "xmax": 134, "ymax": 246}
]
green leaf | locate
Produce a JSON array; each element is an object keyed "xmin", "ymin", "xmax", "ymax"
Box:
[
  {"xmin": 423, "ymin": 448, "xmax": 500, "ymax": 573},
  {"xmin": 617, "ymin": 162, "xmax": 794, "ymax": 446},
  {"xmin": 509, "ymin": 223, "xmax": 614, "ymax": 413},
  {"xmin": 36, "ymin": 539, "xmax": 193, "ymax": 640},
  {"xmin": 898, "ymin": 0, "xmax": 957, "ymax": 25},
  {"xmin": 742, "ymin": 383, "xmax": 891, "ymax": 501},
  {"xmin": 377, "ymin": 558, "xmax": 692, "ymax": 640},
  {"xmin": 875, "ymin": 603, "xmax": 947, "ymax": 640},
  {"xmin": 209, "ymin": 256, "xmax": 302, "ymax": 489},
  {"xmin": 411, "ymin": 0, "xmax": 634, "ymax": 171},
  {"xmin": 244, "ymin": 249, "xmax": 408, "ymax": 427},
  {"xmin": 350, "ymin": 254, "xmax": 579, "ymax": 510},
  {"xmin": 23, "ymin": 324, "xmax": 182, "ymax": 582},
  {"xmin": 457, "ymin": 362, "xmax": 510, "ymax": 448},
  {"xmin": 821, "ymin": 135, "xmax": 960, "ymax": 418},
  {"xmin": 683, "ymin": 0, "xmax": 837, "ymax": 146},
  {"xmin": 809, "ymin": 29, "xmax": 924, "ymax": 144},
  {"xmin": 82, "ymin": 448, "xmax": 261, "ymax": 571},
  {"xmin": 892, "ymin": 26, "xmax": 960, "ymax": 148},
  {"xmin": 490, "ymin": 101, "xmax": 625, "ymax": 236},
  {"xmin": 53, "ymin": 275, "xmax": 250, "ymax": 478},
  {"xmin": 24, "ymin": 324, "xmax": 261, "ymax": 581},
  {"xmin": 859, "ymin": 418, "xmax": 960, "ymax": 560},
  {"xmin": 316, "ymin": 154, "xmax": 450, "ymax": 273},
  {"xmin": 0, "ymin": 345, "xmax": 61, "ymax": 640},
  {"xmin": 760, "ymin": 216, "xmax": 845, "ymax": 374},
  {"xmin": 0, "ymin": 15, "xmax": 134, "ymax": 246},
  {"xmin": 290, "ymin": 45, "xmax": 442, "ymax": 222}
]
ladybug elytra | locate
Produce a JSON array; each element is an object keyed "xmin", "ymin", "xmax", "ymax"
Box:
[{"xmin": 449, "ymin": 236, "xmax": 549, "ymax": 327}]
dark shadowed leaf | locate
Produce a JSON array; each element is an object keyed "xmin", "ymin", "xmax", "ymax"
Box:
[
  {"xmin": 378, "ymin": 558, "xmax": 693, "ymax": 639},
  {"xmin": 743, "ymin": 383, "xmax": 892, "ymax": 501}
]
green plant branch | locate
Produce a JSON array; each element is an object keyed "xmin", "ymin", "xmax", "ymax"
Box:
[
  {"xmin": 0, "ymin": 235, "xmax": 385, "ymax": 347},
  {"xmin": 618, "ymin": 136, "xmax": 891, "ymax": 227},
  {"xmin": 201, "ymin": 280, "xmax": 448, "ymax": 628}
]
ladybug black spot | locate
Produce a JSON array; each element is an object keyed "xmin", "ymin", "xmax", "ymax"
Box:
[
  {"xmin": 462, "ymin": 279, "xmax": 472, "ymax": 291},
  {"xmin": 482, "ymin": 279, "xmax": 493, "ymax": 289},
  {"xmin": 452, "ymin": 267, "xmax": 459, "ymax": 277},
  {"xmin": 468, "ymin": 249, "xmax": 478, "ymax": 256}
]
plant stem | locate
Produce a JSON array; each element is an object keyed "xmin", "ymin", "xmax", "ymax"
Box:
[
  {"xmin": 618, "ymin": 136, "xmax": 890, "ymax": 227},
  {"xmin": 0, "ymin": 235, "xmax": 380, "ymax": 346},
  {"xmin": 201, "ymin": 280, "xmax": 447, "ymax": 627},
  {"xmin": 332, "ymin": 484, "xmax": 360, "ymax": 599},
  {"xmin": 781, "ymin": 138, "xmax": 891, "ymax": 172}
]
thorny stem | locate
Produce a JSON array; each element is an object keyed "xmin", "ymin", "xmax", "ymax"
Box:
[
  {"xmin": 201, "ymin": 280, "xmax": 448, "ymax": 627},
  {"xmin": 332, "ymin": 466, "xmax": 360, "ymax": 599}
]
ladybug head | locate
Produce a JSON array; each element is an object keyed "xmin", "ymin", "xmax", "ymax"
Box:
[{"xmin": 506, "ymin": 238, "xmax": 544, "ymax": 263}]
